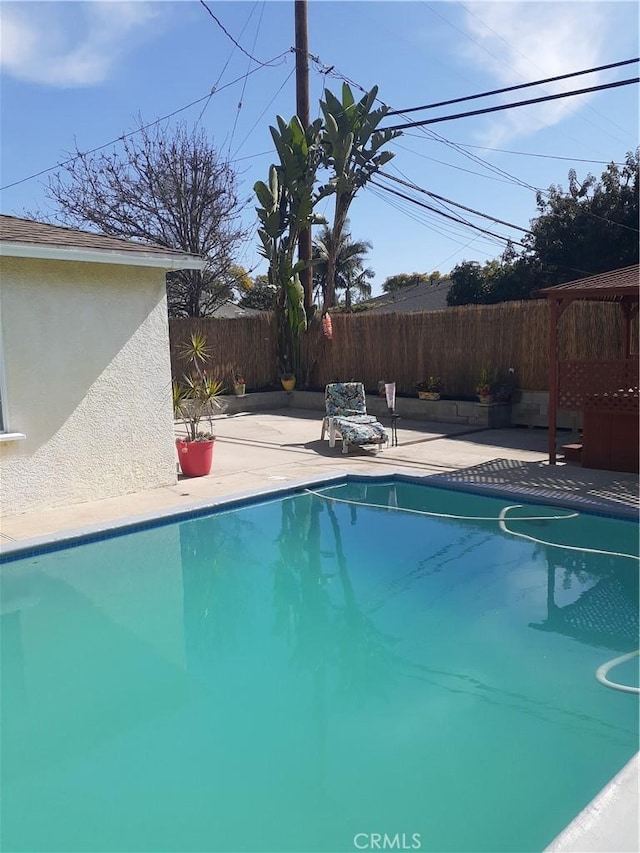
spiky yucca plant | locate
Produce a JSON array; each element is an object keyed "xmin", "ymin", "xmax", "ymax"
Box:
[{"xmin": 173, "ymin": 333, "xmax": 224, "ymax": 441}]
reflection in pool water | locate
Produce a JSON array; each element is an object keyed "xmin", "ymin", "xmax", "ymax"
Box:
[{"xmin": 1, "ymin": 481, "xmax": 638, "ymax": 852}]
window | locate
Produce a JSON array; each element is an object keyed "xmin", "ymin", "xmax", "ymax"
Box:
[{"xmin": 0, "ymin": 323, "xmax": 25, "ymax": 441}]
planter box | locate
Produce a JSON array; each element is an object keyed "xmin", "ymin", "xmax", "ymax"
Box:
[
  {"xmin": 206, "ymin": 390, "xmax": 513, "ymax": 429},
  {"xmin": 216, "ymin": 391, "xmax": 290, "ymax": 415},
  {"xmin": 296, "ymin": 392, "xmax": 512, "ymax": 428}
]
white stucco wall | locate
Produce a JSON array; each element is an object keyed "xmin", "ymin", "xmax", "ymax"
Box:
[{"xmin": 0, "ymin": 256, "xmax": 177, "ymax": 516}]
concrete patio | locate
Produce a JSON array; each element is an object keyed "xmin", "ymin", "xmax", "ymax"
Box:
[{"xmin": 1, "ymin": 408, "xmax": 637, "ymax": 543}]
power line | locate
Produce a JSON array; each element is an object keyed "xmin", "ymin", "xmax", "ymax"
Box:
[
  {"xmin": 0, "ymin": 53, "xmax": 292, "ymax": 192},
  {"xmin": 385, "ymin": 159, "xmax": 515, "ymax": 240},
  {"xmin": 307, "ymin": 50, "xmax": 640, "ymax": 245},
  {"xmin": 384, "ymin": 77, "xmax": 640, "ymax": 131},
  {"xmin": 307, "ymin": 56, "xmax": 548, "ymax": 192},
  {"xmin": 440, "ymin": 143, "xmax": 629, "ymax": 166},
  {"xmin": 232, "ymin": 67, "xmax": 296, "ymax": 159},
  {"xmin": 456, "ymin": 1, "xmax": 634, "ymax": 143},
  {"xmin": 377, "ymin": 171, "xmax": 532, "ymax": 233},
  {"xmin": 401, "ymin": 129, "xmax": 639, "ymax": 235},
  {"xmin": 386, "ymin": 58, "xmax": 639, "ymax": 116},
  {"xmin": 199, "ymin": 0, "xmax": 282, "ymax": 68},
  {"xmin": 227, "ymin": 1, "xmax": 266, "ymax": 157},
  {"xmin": 367, "ymin": 185, "xmax": 506, "ymax": 252},
  {"xmin": 369, "ymin": 178, "xmax": 526, "ymax": 247},
  {"xmin": 196, "ymin": 1, "xmax": 263, "ymax": 131},
  {"xmin": 307, "ymin": 54, "xmax": 639, "ymax": 237},
  {"xmin": 432, "ymin": 234, "xmax": 484, "ymax": 270},
  {"xmin": 423, "ymin": 1, "xmax": 631, "ymax": 148},
  {"xmin": 391, "ymin": 140, "xmax": 524, "ymax": 186},
  {"xmin": 414, "ymin": 127, "xmax": 541, "ymax": 191}
]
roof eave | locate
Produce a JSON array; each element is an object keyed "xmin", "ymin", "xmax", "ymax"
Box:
[
  {"xmin": 539, "ymin": 285, "xmax": 639, "ymax": 300},
  {"xmin": 0, "ymin": 242, "xmax": 206, "ymax": 271}
]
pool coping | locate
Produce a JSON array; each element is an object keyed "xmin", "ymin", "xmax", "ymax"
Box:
[
  {"xmin": 1, "ymin": 467, "xmax": 637, "ymax": 562},
  {"xmin": 1, "ymin": 467, "xmax": 638, "ymax": 852}
]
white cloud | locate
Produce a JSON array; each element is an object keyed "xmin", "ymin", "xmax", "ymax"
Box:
[
  {"xmin": 459, "ymin": 2, "xmax": 624, "ymax": 146},
  {"xmin": 0, "ymin": 1, "xmax": 163, "ymax": 87}
]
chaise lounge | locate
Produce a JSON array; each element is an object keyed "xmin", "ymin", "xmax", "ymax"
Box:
[{"xmin": 321, "ymin": 382, "xmax": 388, "ymax": 454}]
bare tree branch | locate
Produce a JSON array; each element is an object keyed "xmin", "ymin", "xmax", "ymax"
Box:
[{"xmin": 44, "ymin": 120, "xmax": 250, "ymax": 316}]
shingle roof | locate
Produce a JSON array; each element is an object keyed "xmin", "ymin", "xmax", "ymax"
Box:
[
  {"xmin": 0, "ymin": 214, "xmax": 204, "ymax": 268},
  {"xmin": 359, "ymin": 278, "xmax": 452, "ymax": 313},
  {"xmin": 211, "ymin": 302, "xmax": 262, "ymax": 318},
  {"xmin": 537, "ymin": 264, "xmax": 639, "ymax": 301}
]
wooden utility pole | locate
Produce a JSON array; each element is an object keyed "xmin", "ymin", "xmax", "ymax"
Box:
[{"xmin": 295, "ymin": 0, "xmax": 313, "ymax": 312}]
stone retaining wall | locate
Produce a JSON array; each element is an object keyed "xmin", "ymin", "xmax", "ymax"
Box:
[
  {"xmin": 213, "ymin": 389, "xmax": 582, "ymax": 432},
  {"xmin": 215, "ymin": 390, "xmax": 511, "ymax": 428}
]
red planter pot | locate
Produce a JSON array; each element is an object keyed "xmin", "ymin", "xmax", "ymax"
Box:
[{"xmin": 175, "ymin": 438, "xmax": 215, "ymax": 477}]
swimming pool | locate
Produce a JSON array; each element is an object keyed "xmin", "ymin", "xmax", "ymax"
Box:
[{"xmin": 1, "ymin": 477, "xmax": 638, "ymax": 852}]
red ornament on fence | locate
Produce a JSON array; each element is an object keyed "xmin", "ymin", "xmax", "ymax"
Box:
[{"xmin": 322, "ymin": 313, "xmax": 333, "ymax": 340}]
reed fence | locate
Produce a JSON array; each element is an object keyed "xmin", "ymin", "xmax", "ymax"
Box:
[
  {"xmin": 170, "ymin": 315, "xmax": 278, "ymax": 392},
  {"xmin": 169, "ymin": 299, "xmax": 628, "ymax": 395}
]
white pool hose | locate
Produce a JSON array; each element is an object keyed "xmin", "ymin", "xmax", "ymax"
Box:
[
  {"xmin": 595, "ymin": 650, "xmax": 640, "ymax": 695},
  {"xmin": 305, "ymin": 489, "xmax": 579, "ymax": 523},
  {"xmin": 498, "ymin": 505, "xmax": 639, "ymax": 562},
  {"xmin": 307, "ymin": 490, "xmax": 640, "ymax": 695}
]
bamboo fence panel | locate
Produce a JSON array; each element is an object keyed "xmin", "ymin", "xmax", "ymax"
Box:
[
  {"xmin": 169, "ymin": 314, "xmax": 278, "ymax": 391},
  {"xmin": 170, "ymin": 300, "xmax": 625, "ymax": 394}
]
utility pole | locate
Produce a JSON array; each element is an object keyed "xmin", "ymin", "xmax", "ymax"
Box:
[{"xmin": 295, "ymin": 0, "xmax": 313, "ymax": 312}]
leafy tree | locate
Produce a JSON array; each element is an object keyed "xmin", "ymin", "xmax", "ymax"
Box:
[
  {"xmin": 313, "ymin": 223, "xmax": 374, "ymax": 310},
  {"xmin": 43, "ymin": 121, "xmax": 249, "ymax": 317},
  {"xmin": 526, "ymin": 149, "xmax": 639, "ymax": 284},
  {"xmin": 199, "ymin": 264, "xmax": 252, "ymax": 312},
  {"xmin": 381, "ymin": 272, "xmax": 429, "ymax": 293},
  {"xmin": 447, "ymin": 151, "xmax": 639, "ymax": 306},
  {"xmin": 446, "ymin": 261, "xmax": 490, "ymax": 306},
  {"xmin": 318, "ymin": 84, "xmax": 400, "ymax": 311},
  {"xmin": 447, "ymin": 252, "xmax": 542, "ymax": 306},
  {"xmin": 238, "ymin": 274, "xmax": 277, "ymax": 311}
]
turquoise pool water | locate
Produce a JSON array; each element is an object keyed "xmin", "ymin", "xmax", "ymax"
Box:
[{"xmin": 1, "ymin": 480, "xmax": 638, "ymax": 853}]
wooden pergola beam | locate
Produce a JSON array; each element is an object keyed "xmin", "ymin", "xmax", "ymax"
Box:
[
  {"xmin": 548, "ymin": 296, "xmax": 569, "ymax": 465},
  {"xmin": 621, "ymin": 297, "xmax": 639, "ymax": 359}
]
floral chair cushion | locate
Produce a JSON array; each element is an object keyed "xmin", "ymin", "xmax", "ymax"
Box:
[
  {"xmin": 333, "ymin": 416, "xmax": 388, "ymax": 447},
  {"xmin": 325, "ymin": 382, "xmax": 371, "ymax": 418},
  {"xmin": 322, "ymin": 382, "xmax": 388, "ymax": 451}
]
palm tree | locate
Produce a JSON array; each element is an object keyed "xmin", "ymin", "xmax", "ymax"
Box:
[{"xmin": 313, "ymin": 224, "xmax": 374, "ymax": 311}]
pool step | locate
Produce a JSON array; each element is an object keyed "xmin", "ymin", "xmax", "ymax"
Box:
[{"xmin": 561, "ymin": 443, "xmax": 583, "ymax": 462}]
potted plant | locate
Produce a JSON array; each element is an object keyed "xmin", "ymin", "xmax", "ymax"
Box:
[
  {"xmin": 173, "ymin": 332, "xmax": 224, "ymax": 477},
  {"xmin": 281, "ymin": 372, "xmax": 296, "ymax": 392},
  {"xmin": 279, "ymin": 359, "xmax": 296, "ymax": 392},
  {"xmin": 416, "ymin": 377, "xmax": 444, "ymax": 401},
  {"xmin": 492, "ymin": 367, "xmax": 518, "ymax": 403},
  {"xmin": 233, "ymin": 372, "xmax": 246, "ymax": 396},
  {"xmin": 476, "ymin": 367, "xmax": 494, "ymax": 403}
]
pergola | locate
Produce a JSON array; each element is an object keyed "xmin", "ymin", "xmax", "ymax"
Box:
[{"xmin": 538, "ymin": 264, "xmax": 639, "ymax": 470}]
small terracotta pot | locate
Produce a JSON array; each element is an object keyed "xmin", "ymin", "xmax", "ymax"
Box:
[{"xmin": 281, "ymin": 376, "xmax": 296, "ymax": 392}]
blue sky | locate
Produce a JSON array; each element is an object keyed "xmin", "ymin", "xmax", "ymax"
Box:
[{"xmin": 1, "ymin": 0, "xmax": 638, "ymax": 296}]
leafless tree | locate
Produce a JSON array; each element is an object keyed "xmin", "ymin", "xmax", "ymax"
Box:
[{"xmin": 44, "ymin": 121, "xmax": 250, "ymax": 316}]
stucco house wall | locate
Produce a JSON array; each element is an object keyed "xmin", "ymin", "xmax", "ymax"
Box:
[{"xmin": 0, "ymin": 256, "xmax": 178, "ymax": 515}]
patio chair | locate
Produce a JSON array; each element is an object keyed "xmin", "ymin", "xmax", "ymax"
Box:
[{"xmin": 321, "ymin": 382, "xmax": 388, "ymax": 454}]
